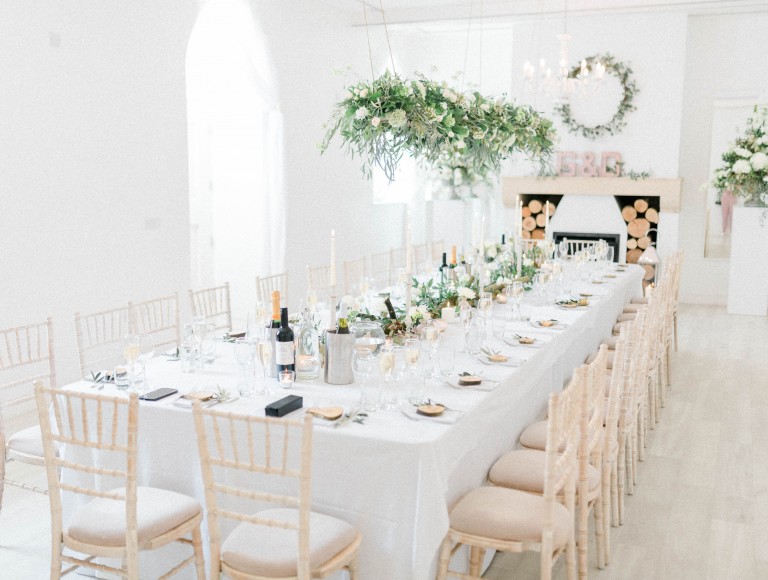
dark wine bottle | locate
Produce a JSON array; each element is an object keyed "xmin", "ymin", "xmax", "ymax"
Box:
[
  {"xmin": 384, "ymin": 297, "xmax": 398, "ymax": 320},
  {"xmin": 276, "ymin": 307, "xmax": 295, "ymax": 375},
  {"xmin": 337, "ymin": 303, "xmax": 350, "ymax": 334},
  {"xmin": 501, "ymin": 234, "xmax": 506, "ymax": 245},
  {"xmin": 439, "ymin": 252, "xmax": 448, "ymax": 284}
]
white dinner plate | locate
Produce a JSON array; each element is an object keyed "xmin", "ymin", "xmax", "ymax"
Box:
[
  {"xmin": 444, "ymin": 376, "xmax": 499, "ymax": 391},
  {"xmin": 476, "ymin": 355, "xmax": 522, "ymax": 367},
  {"xmin": 401, "ymin": 406, "xmax": 465, "ymax": 424},
  {"xmin": 530, "ymin": 320, "xmax": 568, "ymax": 330},
  {"xmin": 503, "ymin": 336, "xmax": 546, "ymax": 348}
]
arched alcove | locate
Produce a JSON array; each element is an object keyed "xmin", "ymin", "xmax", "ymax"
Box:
[{"xmin": 186, "ymin": 0, "xmax": 284, "ymax": 324}]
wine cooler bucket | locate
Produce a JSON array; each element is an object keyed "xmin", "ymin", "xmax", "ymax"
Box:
[{"xmin": 324, "ymin": 330, "xmax": 354, "ymax": 385}]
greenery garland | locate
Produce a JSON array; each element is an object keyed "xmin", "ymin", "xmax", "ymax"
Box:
[
  {"xmin": 554, "ymin": 53, "xmax": 638, "ymax": 140},
  {"xmin": 321, "ymin": 70, "xmax": 556, "ymax": 182}
]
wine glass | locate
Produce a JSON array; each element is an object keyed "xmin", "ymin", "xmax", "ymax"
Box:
[
  {"xmin": 234, "ymin": 338, "xmax": 256, "ymax": 397},
  {"xmin": 193, "ymin": 315, "xmax": 207, "ymax": 369},
  {"xmin": 122, "ymin": 334, "xmax": 140, "ymax": 391},
  {"xmin": 459, "ymin": 303, "xmax": 473, "ymax": 352},
  {"xmin": 137, "ymin": 335, "xmax": 155, "ymax": 392},
  {"xmin": 378, "ymin": 345, "xmax": 397, "ymax": 408},
  {"xmin": 256, "ymin": 337, "xmax": 273, "ymax": 394},
  {"xmin": 353, "ymin": 349, "xmax": 378, "ymax": 412},
  {"xmin": 421, "ymin": 321, "xmax": 440, "ymax": 376},
  {"xmin": 404, "ymin": 337, "xmax": 421, "ymax": 376}
]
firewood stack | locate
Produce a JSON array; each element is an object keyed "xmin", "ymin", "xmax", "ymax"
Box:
[
  {"xmin": 622, "ymin": 198, "xmax": 659, "ymax": 282},
  {"xmin": 521, "ymin": 199, "xmax": 557, "ymax": 240}
]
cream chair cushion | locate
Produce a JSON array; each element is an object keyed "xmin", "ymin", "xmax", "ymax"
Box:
[
  {"xmin": 6, "ymin": 425, "xmax": 48, "ymax": 459},
  {"xmin": 67, "ymin": 487, "xmax": 201, "ymax": 547},
  {"xmin": 586, "ymin": 349, "xmax": 615, "ymax": 369},
  {"xmin": 520, "ymin": 421, "xmax": 562, "ymax": 452},
  {"xmin": 449, "ymin": 486, "xmax": 571, "ymax": 549},
  {"xmin": 489, "ymin": 450, "xmax": 600, "ymax": 494},
  {"xmin": 221, "ymin": 508, "xmax": 358, "ymax": 577}
]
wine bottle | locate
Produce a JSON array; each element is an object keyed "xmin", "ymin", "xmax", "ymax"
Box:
[
  {"xmin": 270, "ymin": 291, "xmax": 281, "ymax": 329},
  {"xmin": 384, "ymin": 297, "xmax": 398, "ymax": 321},
  {"xmin": 276, "ymin": 307, "xmax": 295, "ymax": 375},
  {"xmin": 337, "ymin": 303, "xmax": 350, "ymax": 334},
  {"xmin": 439, "ymin": 252, "xmax": 448, "ymax": 284},
  {"xmin": 501, "ymin": 234, "xmax": 506, "ymax": 245}
]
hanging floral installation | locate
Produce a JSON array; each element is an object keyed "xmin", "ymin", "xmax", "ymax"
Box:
[{"xmin": 321, "ymin": 71, "xmax": 556, "ymax": 182}]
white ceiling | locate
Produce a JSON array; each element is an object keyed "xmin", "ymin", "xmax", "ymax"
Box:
[{"xmin": 330, "ymin": 0, "xmax": 768, "ymax": 27}]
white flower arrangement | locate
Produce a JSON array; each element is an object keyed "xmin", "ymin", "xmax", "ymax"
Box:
[
  {"xmin": 711, "ymin": 106, "xmax": 768, "ymax": 205},
  {"xmin": 457, "ymin": 286, "xmax": 477, "ymax": 300}
]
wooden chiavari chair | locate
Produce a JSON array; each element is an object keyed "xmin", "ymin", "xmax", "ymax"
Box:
[
  {"xmin": 255, "ymin": 272, "xmax": 288, "ymax": 306},
  {"xmin": 74, "ymin": 306, "xmax": 132, "ymax": 379},
  {"xmin": 343, "ymin": 257, "xmax": 367, "ymax": 295},
  {"xmin": 1, "ymin": 318, "xmax": 56, "ymax": 514},
  {"xmin": 369, "ymin": 251, "xmax": 392, "ymax": 289},
  {"xmin": 306, "ymin": 264, "xmax": 332, "ymax": 305},
  {"xmin": 189, "ymin": 282, "xmax": 232, "ymax": 334},
  {"xmin": 413, "ymin": 243, "xmax": 429, "ymax": 272},
  {"xmin": 35, "ymin": 385, "xmax": 205, "ymax": 579},
  {"xmin": 192, "ymin": 404, "xmax": 361, "ymax": 579},
  {"xmin": 130, "ymin": 293, "xmax": 180, "ymax": 354},
  {"xmin": 437, "ymin": 372, "xmax": 581, "ymax": 580}
]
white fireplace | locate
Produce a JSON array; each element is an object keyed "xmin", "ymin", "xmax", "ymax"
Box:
[
  {"xmin": 549, "ymin": 195, "xmax": 628, "ymax": 262},
  {"xmin": 502, "ymin": 176, "xmax": 682, "ymax": 263}
]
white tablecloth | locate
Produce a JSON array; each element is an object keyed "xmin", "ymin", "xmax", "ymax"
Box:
[{"xmin": 61, "ymin": 267, "xmax": 643, "ymax": 579}]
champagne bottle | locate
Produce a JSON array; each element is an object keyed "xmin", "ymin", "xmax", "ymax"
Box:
[
  {"xmin": 337, "ymin": 303, "xmax": 350, "ymax": 334},
  {"xmin": 276, "ymin": 307, "xmax": 295, "ymax": 375},
  {"xmin": 384, "ymin": 297, "xmax": 398, "ymax": 320},
  {"xmin": 270, "ymin": 291, "xmax": 281, "ymax": 330},
  {"xmin": 266, "ymin": 290, "xmax": 280, "ymax": 378},
  {"xmin": 450, "ymin": 245, "xmax": 457, "ymax": 268}
]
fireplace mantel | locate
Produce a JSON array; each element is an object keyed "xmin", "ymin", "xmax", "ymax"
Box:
[{"xmin": 502, "ymin": 176, "xmax": 683, "ymax": 212}]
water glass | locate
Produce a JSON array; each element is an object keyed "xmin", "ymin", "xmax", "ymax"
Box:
[
  {"xmin": 439, "ymin": 340, "xmax": 455, "ymax": 377},
  {"xmin": 360, "ymin": 376, "xmax": 381, "ymax": 412},
  {"xmin": 519, "ymin": 299, "xmax": 533, "ymax": 323},
  {"xmin": 466, "ymin": 325, "xmax": 482, "ymax": 355},
  {"xmin": 492, "ymin": 316, "xmax": 506, "ymax": 341},
  {"xmin": 200, "ymin": 324, "xmax": 217, "ymax": 366},
  {"xmin": 234, "ymin": 339, "xmax": 256, "ymax": 397}
]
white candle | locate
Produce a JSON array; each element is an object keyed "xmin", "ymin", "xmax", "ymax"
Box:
[
  {"xmin": 329, "ymin": 229, "xmax": 337, "ymax": 287},
  {"xmin": 545, "ymin": 201, "xmax": 551, "ymax": 241},
  {"xmin": 405, "ymin": 283, "xmax": 413, "ymax": 332},
  {"xmin": 405, "ymin": 211, "xmax": 412, "ymax": 274},
  {"xmin": 441, "ymin": 306, "xmax": 456, "ymax": 321},
  {"xmin": 517, "ymin": 198, "xmax": 523, "ymax": 240},
  {"xmin": 306, "ymin": 265, "xmax": 312, "ymax": 292},
  {"xmin": 516, "ymin": 239, "xmax": 523, "ymax": 277}
]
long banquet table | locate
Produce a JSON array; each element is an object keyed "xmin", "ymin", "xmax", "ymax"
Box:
[{"xmin": 61, "ymin": 266, "xmax": 643, "ymax": 579}]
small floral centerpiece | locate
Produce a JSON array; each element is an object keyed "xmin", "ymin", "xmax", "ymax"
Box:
[
  {"xmin": 321, "ymin": 70, "xmax": 556, "ymax": 182},
  {"xmin": 711, "ymin": 105, "xmax": 768, "ymax": 206}
]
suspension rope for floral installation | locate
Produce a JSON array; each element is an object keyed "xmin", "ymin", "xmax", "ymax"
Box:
[
  {"xmin": 362, "ymin": 3, "xmax": 375, "ymax": 80},
  {"xmin": 379, "ymin": 0, "xmax": 396, "ymax": 75},
  {"xmin": 461, "ymin": 0, "xmax": 474, "ymax": 92}
]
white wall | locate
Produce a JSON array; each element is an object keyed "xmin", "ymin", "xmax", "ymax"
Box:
[
  {"xmin": 0, "ymin": 1, "xmax": 198, "ymax": 384},
  {"xmin": 677, "ymin": 11, "xmax": 768, "ymax": 304}
]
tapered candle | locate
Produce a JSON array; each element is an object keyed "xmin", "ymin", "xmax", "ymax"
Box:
[
  {"xmin": 516, "ymin": 238, "xmax": 523, "ymax": 277},
  {"xmin": 517, "ymin": 198, "xmax": 523, "ymax": 240},
  {"xmin": 306, "ymin": 265, "xmax": 312, "ymax": 292},
  {"xmin": 329, "ymin": 230, "xmax": 337, "ymax": 287},
  {"xmin": 405, "ymin": 211, "xmax": 412, "ymax": 274},
  {"xmin": 545, "ymin": 201, "xmax": 551, "ymax": 241}
]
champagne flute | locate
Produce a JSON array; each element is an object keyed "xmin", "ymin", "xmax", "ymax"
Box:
[
  {"xmin": 137, "ymin": 334, "xmax": 155, "ymax": 392},
  {"xmin": 123, "ymin": 334, "xmax": 140, "ymax": 391},
  {"xmin": 404, "ymin": 338, "xmax": 421, "ymax": 375},
  {"xmin": 257, "ymin": 337, "xmax": 273, "ymax": 389}
]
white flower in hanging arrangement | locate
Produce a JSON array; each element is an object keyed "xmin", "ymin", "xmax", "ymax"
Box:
[
  {"xmin": 734, "ymin": 147, "xmax": 752, "ymax": 158},
  {"xmin": 355, "ymin": 106, "xmax": 369, "ymax": 120},
  {"xmin": 750, "ymin": 152, "xmax": 768, "ymax": 171},
  {"xmin": 733, "ymin": 159, "xmax": 753, "ymax": 174}
]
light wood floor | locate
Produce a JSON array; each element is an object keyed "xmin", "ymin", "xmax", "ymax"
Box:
[{"xmin": 2, "ymin": 304, "xmax": 767, "ymax": 579}]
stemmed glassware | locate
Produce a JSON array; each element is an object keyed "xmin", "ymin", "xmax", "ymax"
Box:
[
  {"xmin": 137, "ymin": 335, "xmax": 155, "ymax": 392},
  {"xmin": 421, "ymin": 320, "xmax": 440, "ymax": 377},
  {"xmin": 459, "ymin": 302, "xmax": 473, "ymax": 352},
  {"xmin": 353, "ymin": 348, "xmax": 377, "ymax": 411},
  {"xmin": 256, "ymin": 336, "xmax": 273, "ymax": 394},
  {"xmin": 477, "ymin": 292, "xmax": 493, "ymax": 338},
  {"xmin": 404, "ymin": 337, "xmax": 421, "ymax": 376},
  {"xmin": 122, "ymin": 334, "xmax": 140, "ymax": 391},
  {"xmin": 234, "ymin": 338, "xmax": 256, "ymax": 397},
  {"xmin": 378, "ymin": 343, "xmax": 397, "ymax": 408}
]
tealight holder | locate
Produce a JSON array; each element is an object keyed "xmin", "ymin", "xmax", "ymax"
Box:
[{"xmin": 279, "ymin": 370, "xmax": 295, "ymax": 389}]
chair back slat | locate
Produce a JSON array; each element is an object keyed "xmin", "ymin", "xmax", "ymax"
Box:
[
  {"xmin": 343, "ymin": 258, "xmax": 367, "ymax": 295},
  {"xmin": 0, "ymin": 318, "xmax": 55, "ymax": 439},
  {"xmin": 74, "ymin": 307, "xmax": 131, "ymax": 378},
  {"xmin": 256, "ymin": 273, "xmax": 288, "ymax": 305},
  {"xmin": 189, "ymin": 283, "xmax": 232, "ymax": 333},
  {"xmin": 369, "ymin": 251, "xmax": 392, "ymax": 289},
  {"xmin": 130, "ymin": 293, "xmax": 181, "ymax": 353}
]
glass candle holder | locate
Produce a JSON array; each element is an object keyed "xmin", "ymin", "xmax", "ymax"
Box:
[{"xmin": 279, "ymin": 369, "xmax": 295, "ymax": 389}]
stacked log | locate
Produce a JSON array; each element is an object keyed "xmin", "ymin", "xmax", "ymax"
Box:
[
  {"xmin": 622, "ymin": 198, "xmax": 658, "ymax": 265},
  {"xmin": 521, "ymin": 199, "xmax": 556, "ymax": 241}
]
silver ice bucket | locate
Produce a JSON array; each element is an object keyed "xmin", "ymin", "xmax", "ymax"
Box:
[{"xmin": 323, "ymin": 330, "xmax": 354, "ymax": 385}]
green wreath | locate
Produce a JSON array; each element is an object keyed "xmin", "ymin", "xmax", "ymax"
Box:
[{"xmin": 554, "ymin": 53, "xmax": 639, "ymax": 140}]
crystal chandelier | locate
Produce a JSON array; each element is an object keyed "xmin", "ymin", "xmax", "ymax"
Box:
[{"xmin": 522, "ymin": 1, "xmax": 605, "ymax": 101}]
